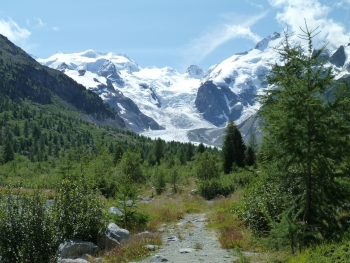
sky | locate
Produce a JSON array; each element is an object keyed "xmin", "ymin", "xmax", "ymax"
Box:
[{"xmin": 0, "ymin": 0, "xmax": 350, "ymax": 72}]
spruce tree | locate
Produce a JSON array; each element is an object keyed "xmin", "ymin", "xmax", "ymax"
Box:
[
  {"xmin": 3, "ymin": 139, "xmax": 14, "ymax": 163},
  {"xmin": 259, "ymin": 24, "xmax": 350, "ymax": 244},
  {"xmin": 152, "ymin": 137, "xmax": 164, "ymax": 165},
  {"xmin": 222, "ymin": 120, "xmax": 246, "ymax": 173}
]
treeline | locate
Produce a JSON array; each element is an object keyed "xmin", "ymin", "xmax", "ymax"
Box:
[{"xmin": 0, "ymin": 93, "xmax": 220, "ymax": 188}]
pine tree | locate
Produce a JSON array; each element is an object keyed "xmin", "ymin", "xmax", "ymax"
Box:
[
  {"xmin": 197, "ymin": 143, "xmax": 205, "ymax": 154},
  {"xmin": 222, "ymin": 120, "xmax": 246, "ymax": 173},
  {"xmin": 259, "ymin": 24, "xmax": 350, "ymax": 244},
  {"xmin": 152, "ymin": 137, "xmax": 164, "ymax": 165},
  {"xmin": 245, "ymin": 133, "xmax": 258, "ymax": 167},
  {"xmin": 3, "ymin": 139, "xmax": 14, "ymax": 163}
]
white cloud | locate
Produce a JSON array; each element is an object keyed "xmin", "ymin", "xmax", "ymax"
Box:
[
  {"xmin": 246, "ymin": 0, "xmax": 264, "ymax": 9},
  {"xmin": 0, "ymin": 18, "xmax": 31, "ymax": 45},
  {"xmin": 182, "ymin": 11, "xmax": 268, "ymax": 66},
  {"xmin": 53, "ymin": 26, "xmax": 59, "ymax": 31},
  {"xmin": 269, "ymin": 0, "xmax": 350, "ymax": 49},
  {"xmin": 34, "ymin": 17, "xmax": 45, "ymax": 28}
]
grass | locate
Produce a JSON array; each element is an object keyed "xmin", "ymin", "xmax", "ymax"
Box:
[{"xmin": 105, "ymin": 232, "xmax": 162, "ymax": 263}]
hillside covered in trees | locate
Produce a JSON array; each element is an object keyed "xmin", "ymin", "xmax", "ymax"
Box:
[{"xmin": 1, "ymin": 26, "xmax": 350, "ymax": 263}]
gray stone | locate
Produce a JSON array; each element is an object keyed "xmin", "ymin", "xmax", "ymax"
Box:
[
  {"xmin": 108, "ymin": 206, "xmax": 123, "ymax": 216},
  {"xmin": 145, "ymin": 244, "xmax": 158, "ymax": 251},
  {"xmin": 150, "ymin": 255, "xmax": 168, "ymax": 262},
  {"xmin": 179, "ymin": 248, "xmax": 194, "ymax": 253},
  {"xmin": 58, "ymin": 240, "xmax": 98, "ymax": 259},
  {"xmin": 58, "ymin": 259, "xmax": 89, "ymax": 263},
  {"xmin": 98, "ymin": 223, "xmax": 131, "ymax": 250},
  {"xmin": 166, "ymin": 236, "xmax": 179, "ymax": 242}
]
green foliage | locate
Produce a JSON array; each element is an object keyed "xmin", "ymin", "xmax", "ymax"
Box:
[
  {"xmin": 52, "ymin": 173, "xmax": 104, "ymax": 244},
  {"xmin": 152, "ymin": 137, "xmax": 164, "ymax": 165},
  {"xmin": 2, "ymin": 139, "xmax": 14, "ymax": 164},
  {"xmin": 196, "ymin": 151, "xmax": 219, "ymax": 181},
  {"xmin": 153, "ymin": 167, "xmax": 166, "ymax": 195},
  {"xmin": 117, "ymin": 151, "xmax": 143, "ymax": 183},
  {"xmin": 222, "ymin": 120, "xmax": 246, "ymax": 174},
  {"xmin": 288, "ymin": 241, "xmax": 350, "ymax": 263},
  {"xmin": 258, "ymin": 25, "xmax": 350, "ymax": 247},
  {"xmin": 0, "ymin": 189, "xmax": 56, "ymax": 263},
  {"xmin": 238, "ymin": 175, "xmax": 286, "ymax": 237},
  {"xmin": 197, "ymin": 175, "xmax": 235, "ymax": 200},
  {"xmin": 168, "ymin": 167, "xmax": 179, "ymax": 194}
]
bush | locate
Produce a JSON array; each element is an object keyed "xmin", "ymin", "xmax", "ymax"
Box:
[
  {"xmin": 197, "ymin": 176, "xmax": 235, "ymax": 200},
  {"xmin": 237, "ymin": 178, "xmax": 285, "ymax": 237},
  {"xmin": 52, "ymin": 173, "xmax": 104, "ymax": 244},
  {"xmin": 0, "ymin": 188, "xmax": 56, "ymax": 263}
]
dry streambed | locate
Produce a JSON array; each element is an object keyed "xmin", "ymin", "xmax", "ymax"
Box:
[{"xmin": 135, "ymin": 213, "xmax": 239, "ymax": 263}]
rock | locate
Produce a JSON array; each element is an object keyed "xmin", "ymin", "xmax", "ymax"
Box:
[
  {"xmin": 82, "ymin": 254, "xmax": 105, "ymax": 262},
  {"xmin": 58, "ymin": 240, "xmax": 98, "ymax": 259},
  {"xmin": 137, "ymin": 195, "xmax": 144, "ymax": 200},
  {"xmin": 135, "ymin": 231, "xmax": 152, "ymax": 238},
  {"xmin": 150, "ymin": 255, "xmax": 168, "ymax": 262},
  {"xmin": 145, "ymin": 244, "xmax": 158, "ymax": 250},
  {"xmin": 108, "ymin": 206, "xmax": 123, "ymax": 216},
  {"xmin": 98, "ymin": 223, "xmax": 130, "ymax": 250},
  {"xmin": 190, "ymin": 189, "xmax": 197, "ymax": 195},
  {"xmin": 166, "ymin": 236, "xmax": 179, "ymax": 242},
  {"xmin": 58, "ymin": 259, "xmax": 89, "ymax": 263},
  {"xmin": 126, "ymin": 200, "xmax": 133, "ymax": 207},
  {"xmin": 179, "ymin": 248, "xmax": 194, "ymax": 253}
]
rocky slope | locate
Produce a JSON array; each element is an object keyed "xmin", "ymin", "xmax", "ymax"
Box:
[{"xmin": 37, "ymin": 32, "xmax": 350, "ymax": 145}]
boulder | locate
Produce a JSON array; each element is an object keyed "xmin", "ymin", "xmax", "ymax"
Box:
[
  {"xmin": 98, "ymin": 223, "xmax": 131, "ymax": 250},
  {"xmin": 58, "ymin": 240, "xmax": 98, "ymax": 259},
  {"xmin": 150, "ymin": 255, "xmax": 168, "ymax": 262},
  {"xmin": 108, "ymin": 206, "xmax": 123, "ymax": 216},
  {"xmin": 58, "ymin": 259, "xmax": 89, "ymax": 263}
]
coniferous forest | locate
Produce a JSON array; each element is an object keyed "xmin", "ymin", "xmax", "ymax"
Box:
[{"xmin": 2, "ymin": 25, "xmax": 350, "ymax": 263}]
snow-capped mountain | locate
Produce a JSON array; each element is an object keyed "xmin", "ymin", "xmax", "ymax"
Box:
[
  {"xmin": 38, "ymin": 50, "xmax": 216, "ymax": 135},
  {"xmin": 195, "ymin": 32, "xmax": 281, "ymax": 127},
  {"xmin": 38, "ymin": 33, "xmax": 350, "ymax": 146}
]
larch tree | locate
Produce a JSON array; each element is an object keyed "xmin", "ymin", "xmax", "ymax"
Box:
[{"xmin": 259, "ymin": 24, "xmax": 350, "ymax": 244}]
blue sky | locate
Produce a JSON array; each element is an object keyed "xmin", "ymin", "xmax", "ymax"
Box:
[{"xmin": 0, "ymin": 0, "xmax": 350, "ymax": 71}]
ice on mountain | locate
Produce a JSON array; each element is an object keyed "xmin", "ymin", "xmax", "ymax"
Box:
[
  {"xmin": 186, "ymin": 65, "xmax": 204, "ymax": 79},
  {"xmin": 254, "ymin": 32, "xmax": 281, "ymax": 51}
]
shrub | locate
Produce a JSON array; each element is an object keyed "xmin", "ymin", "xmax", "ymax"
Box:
[
  {"xmin": 197, "ymin": 177, "xmax": 235, "ymax": 200},
  {"xmin": 237, "ymin": 178, "xmax": 285, "ymax": 237},
  {"xmin": 52, "ymin": 173, "xmax": 104, "ymax": 244},
  {"xmin": 0, "ymin": 188, "xmax": 56, "ymax": 263}
]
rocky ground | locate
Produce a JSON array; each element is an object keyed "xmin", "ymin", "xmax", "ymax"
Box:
[{"xmin": 135, "ymin": 213, "xmax": 239, "ymax": 263}]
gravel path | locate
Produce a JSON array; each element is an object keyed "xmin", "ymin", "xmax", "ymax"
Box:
[{"xmin": 136, "ymin": 213, "xmax": 238, "ymax": 263}]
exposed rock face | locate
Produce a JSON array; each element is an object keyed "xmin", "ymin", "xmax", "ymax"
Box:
[
  {"xmin": 94, "ymin": 80, "xmax": 164, "ymax": 132},
  {"xmin": 330, "ymin": 45, "xmax": 347, "ymax": 68},
  {"xmin": 254, "ymin": 32, "xmax": 281, "ymax": 51},
  {"xmin": 58, "ymin": 240, "xmax": 98, "ymax": 259},
  {"xmin": 195, "ymin": 81, "xmax": 241, "ymax": 126},
  {"xmin": 97, "ymin": 60, "xmax": 124, "ymax": 86},
  {"xmin": 186, "ymin": 65, "xmax": 204, "ymax": 79}
]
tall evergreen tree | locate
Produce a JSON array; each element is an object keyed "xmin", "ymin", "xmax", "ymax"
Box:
[
  {"xmin": 2, "ymin": 139, "xmax": 14, "ymax": 164},
  {"xmin": 152, "ymin": 137, "xmax": 164, "ymax": 165},
  {"xmin": 245, "ymin": 133, "xmax": 258, "ymax": 167},
  {"xmin": 222, "ymin": 120, "xmax": 246, "ymax": 173},
  {"xmin": 259, "ymin": 25, "xmax": 350, "ymax": 243}
]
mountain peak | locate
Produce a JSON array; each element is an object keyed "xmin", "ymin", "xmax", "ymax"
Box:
[
  {"xmin": 80, "ymin": 49, "xmax": 103, "ymax": 58},
  {"xmin": 254, "ymin": 32, "xmax": 281, "ymax": 51},
  {"xmin": 186, "ymin": 65, "xmax": 204, "ymax": 79}
]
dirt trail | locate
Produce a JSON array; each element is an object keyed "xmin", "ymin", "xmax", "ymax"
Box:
[{"xmin": 136, "ymin": 213, "xmax": 239, "ymax": 263}]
